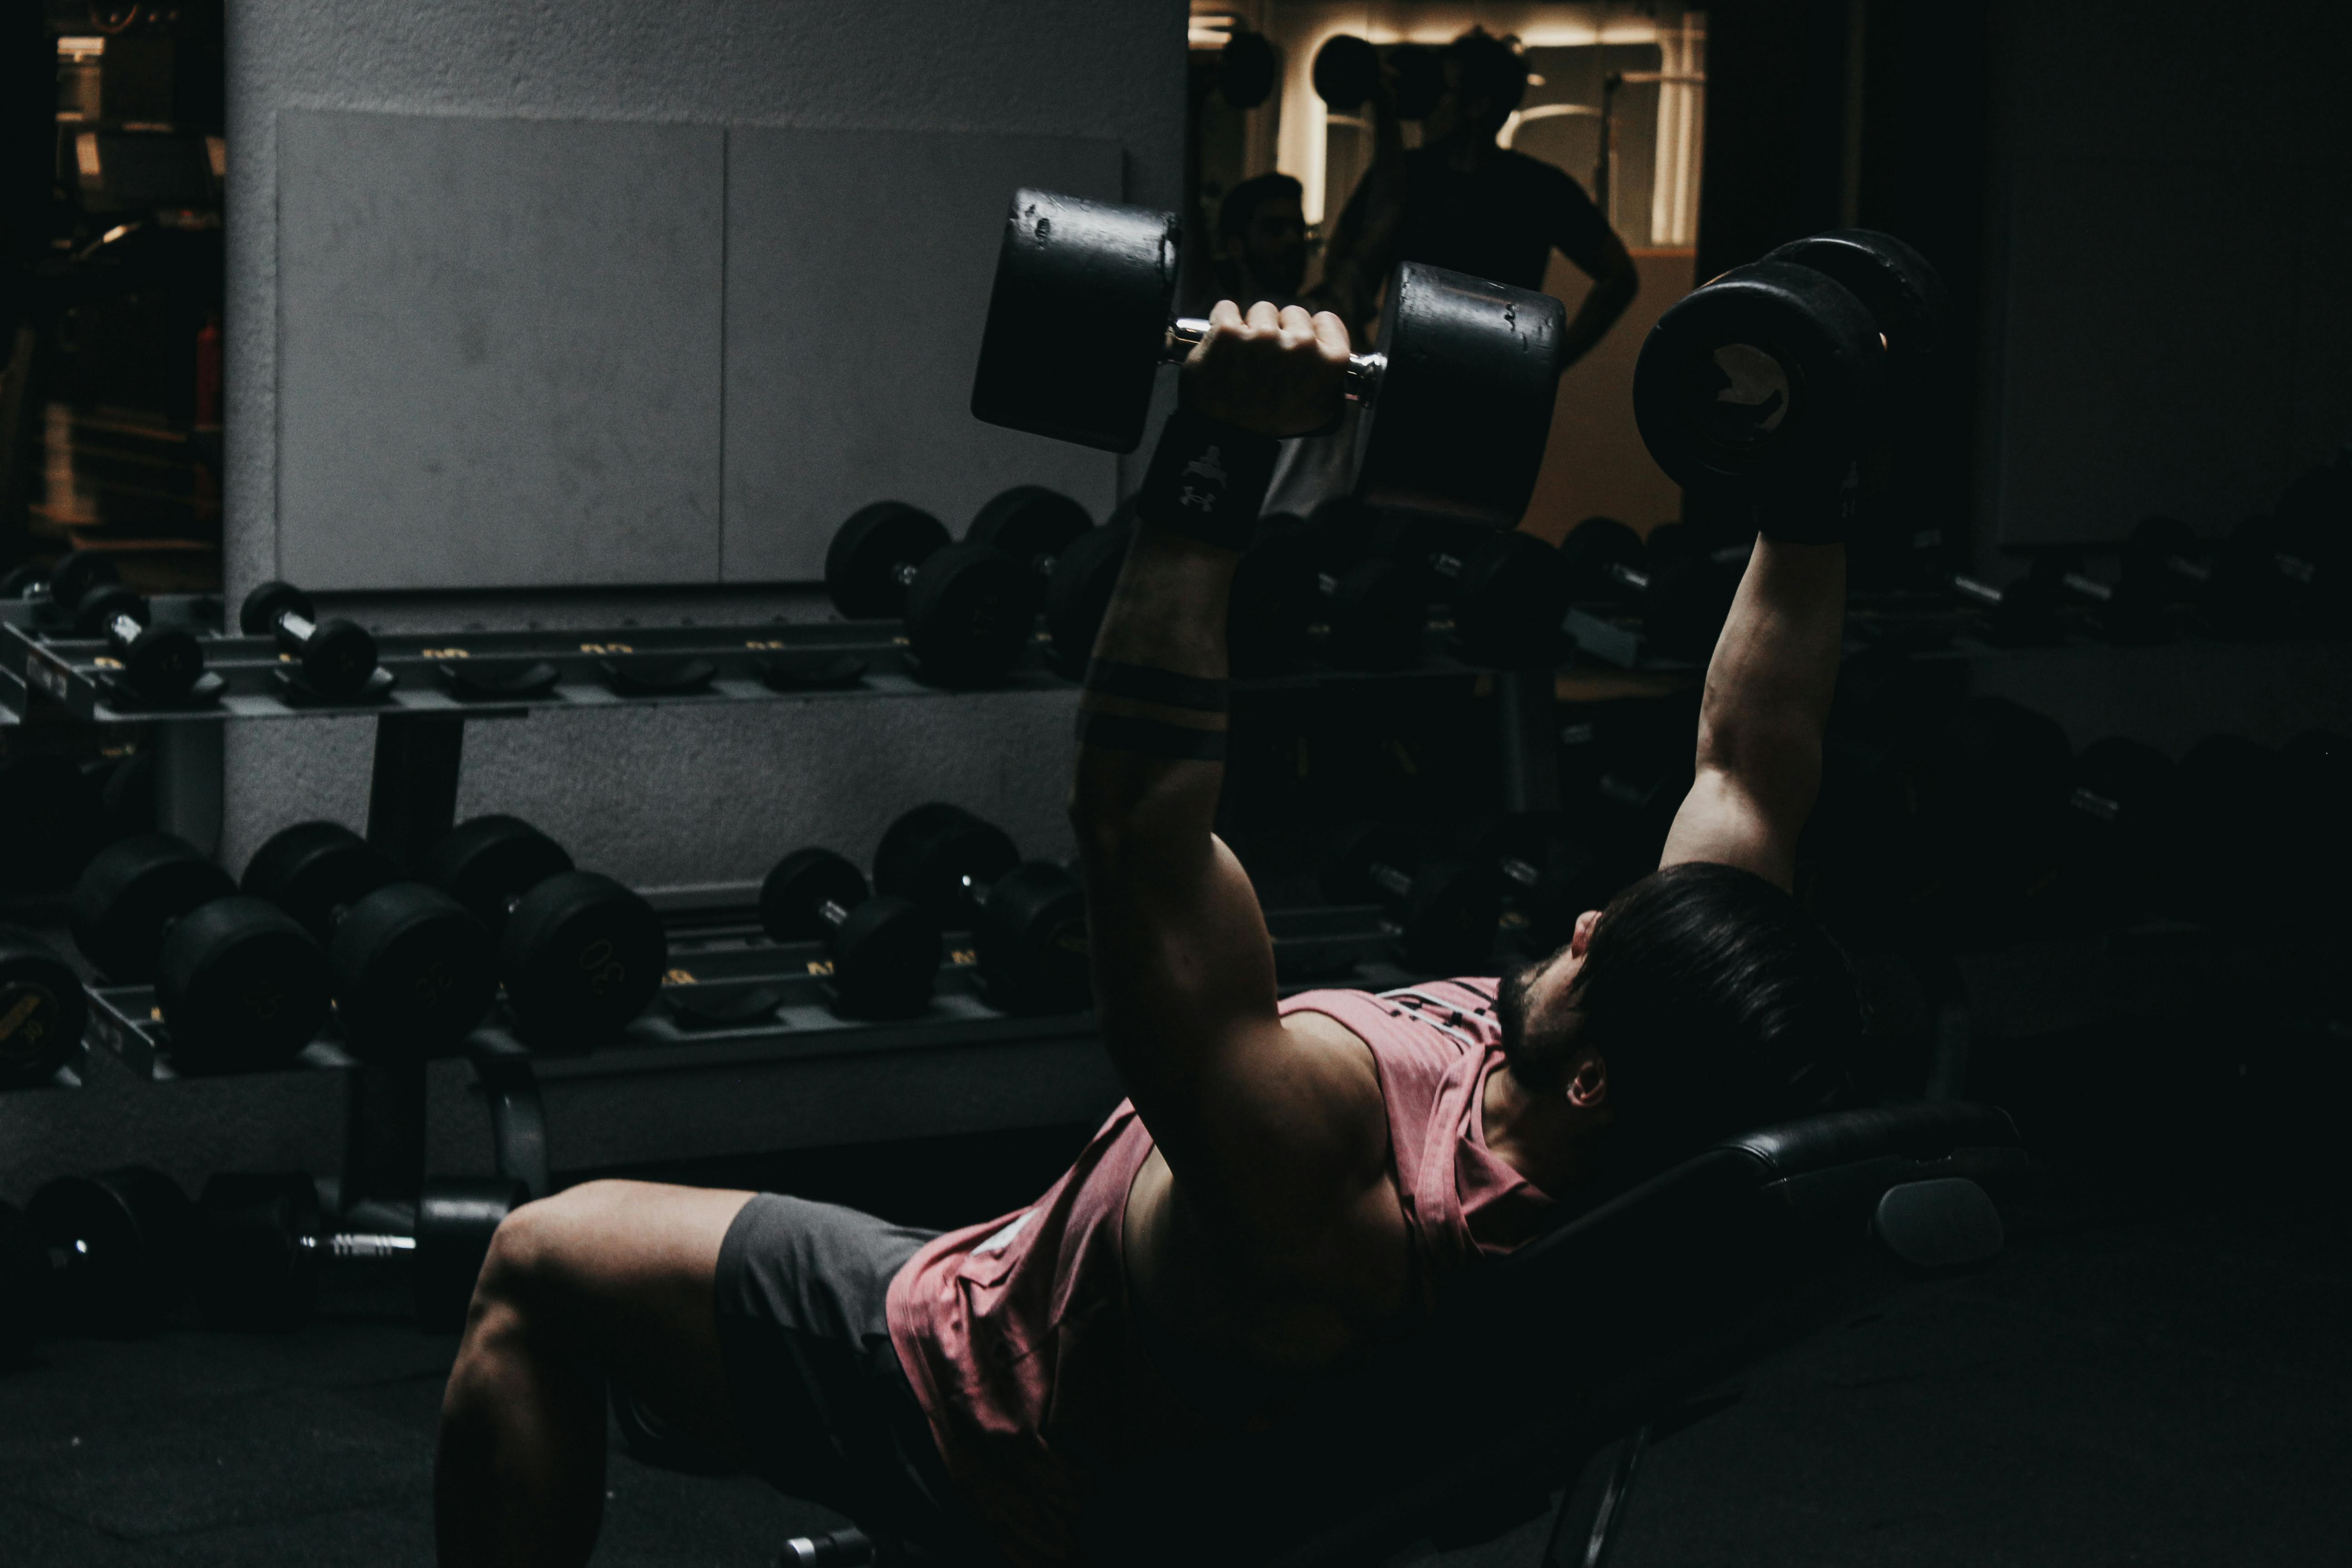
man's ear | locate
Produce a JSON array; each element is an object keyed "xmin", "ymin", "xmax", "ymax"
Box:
[
  {"xmin": 1564, "ymin": 1050, "xmax": 1607, "ymax": 1109},
  {"xmin": 1569, "ymin": 909, "xmax": 1601, "ymax": 957}
]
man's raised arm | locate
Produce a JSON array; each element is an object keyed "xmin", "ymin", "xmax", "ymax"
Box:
[
  {"xmin": 1658, "ymin": 536, "xmax": 1847, "ymax": 891},
  {"xmin": 1069, "ymin": 300, "xmax": 1380, "ymax": 1208}
]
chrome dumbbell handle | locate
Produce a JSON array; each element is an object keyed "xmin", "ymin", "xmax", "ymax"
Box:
[{"xmin": 1163, "ymin": 318, "xmax": 1387, "ymax": 402}]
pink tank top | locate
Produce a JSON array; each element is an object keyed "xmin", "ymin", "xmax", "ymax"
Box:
[{"xmin": 885, "ymin": 979, "xmax": 1554, "ymax": 1567}]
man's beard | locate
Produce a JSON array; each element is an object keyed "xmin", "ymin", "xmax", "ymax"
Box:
[{"xmin": 1494, "ymin": 957, "xmax": 1543, "ymax": 1063}]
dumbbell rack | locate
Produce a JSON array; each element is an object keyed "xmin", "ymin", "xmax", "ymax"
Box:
[{"xmin": 1, "ymin": 592, "xmax": 1573, "ymax": 1208}]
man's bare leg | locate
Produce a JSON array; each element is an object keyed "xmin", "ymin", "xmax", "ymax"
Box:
[{"xmin": 435, "ymin": 1180, "xmax": 755, "ymax": 1568}]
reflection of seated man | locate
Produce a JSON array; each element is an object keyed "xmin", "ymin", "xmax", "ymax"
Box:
[
  {"xmin": 1323, "ymin": 27, "xmax": 1639, "ymax": 365},
  {"xmin": 1210, "ymin": 172, "xmax": 1308, "ymax": 310}
]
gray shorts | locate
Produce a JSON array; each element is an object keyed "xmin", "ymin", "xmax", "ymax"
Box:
[{"xmin": 711, "ymin": 1193, "xmax": 1006, "ymax": 1564}]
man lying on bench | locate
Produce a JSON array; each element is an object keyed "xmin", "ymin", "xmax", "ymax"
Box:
[{"xmin": 432, "ymin": 300, "xmax": 1865, "ymax": 1568}]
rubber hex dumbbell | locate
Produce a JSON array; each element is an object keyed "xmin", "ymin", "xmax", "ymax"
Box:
[
  {"xmin": 239, "ymin": 580, "xmax": 381, "ymax": 700},
  {"xmin": 1322, "ymin": 822, "xmax": 1502, "ymax": 973},
  {"xmin": 1455, "ymin": 815, "xmax": 1639, "ymax": 949},
  {"xmin": 1948, "ymin": 568, "xmax": 2066, "ymax": 645},
  {"xmin": 972, "ymin": 188, "xmax": 1566, "ymax": 529},
  {"xmin": 73, "ymin": 583, "xmax": 205, "ymax": 702},
  {"xmin": 0, "ymin": 926, "xmax": 89, "ymax": 1088},
  {"xmin": 196, "ymin": 1170, "xmax": 526, "ymax": 1333},
  {"xmin": 1414, "ymin": 528, "xmax": 1571, "ymax": 668},
  {"xmin": 2059, "ymin": 737, "xmax": 2176, "ymax": 913},
  {"xmin": 758, "ymin": 847, "xmax": 941, "ymax": 1019},
  {"xmin": 70, "ymin": 834, "xmax": 333, "ymax": 1071},
  {"xmin": 241, "ymin": 822, "xmax": 498, "ymax": 1058},
  {"xmin": 2024, "ymin": 550, "xmax": 2168, "ymax": 644},
  {"xmin": 872, "ymin": 804, "xmax": 1089, "ymax": 1014},
  {"xmin": 16, "ymin": 1166, "xmax": 194, "ymax": 1345},
  {"xmin": 905, "ymin": 486, "xmax": 1096, "ymax": 684},
  {"xmin": 825, "ymin": 501, "xmax": 953, "ymax": 619},
  {"xmin": 1602, "ymin": 534, "xmax": 1748, "ymax": 660},
  {"xmin": 2, "ymin": 549, "xmax": 117, "ymax": 614},
  {"xmin": 1635, "ymin": 228, "xmax": 1945, "ymax": 511},
  {"xmin": 421, "ymin": 815, "xmax": 666, "ymax": 1046}
]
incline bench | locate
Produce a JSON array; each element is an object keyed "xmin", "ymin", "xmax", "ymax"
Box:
[{"xmin": 760, "ymin": 1099, "xmax": 2025, "ymax": 1568}]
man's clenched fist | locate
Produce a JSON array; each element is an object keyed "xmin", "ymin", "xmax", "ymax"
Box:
[{"xmin": 1180, "ymin": 300, "xmax": 1353, "ymax": 438}]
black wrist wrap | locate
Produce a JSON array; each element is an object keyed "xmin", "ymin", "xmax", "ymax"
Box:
[{"xmin": 1134, "ymin": 409, "xmax": 1280, "ymax": 551}]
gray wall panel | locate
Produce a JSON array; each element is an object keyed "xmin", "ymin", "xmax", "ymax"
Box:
[
  {"xmin": 277, "ymin": 110, "xmax": 725, "ymax": 589},
  {"xmin": 722, "ymin": 128, "xmax": 1122, "ymax": 580}
]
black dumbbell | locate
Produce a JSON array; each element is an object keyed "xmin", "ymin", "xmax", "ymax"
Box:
[
  {"xmin": 1311, "ymin": 33, "xmax": 1448, "ymax": 118},
  {"xmin": 196, "ymin": 1170, "xmax": 526, "ymax": 1333},
  {"xmin": 1948, "ymin": 568, "xmax": 2066, "ymax": 645},
  {"xmin": 2023, "ymin": 550, "xmax": 2168, "ymax": 644},
  {"xmin": 238, "ymin": 580, "xmax": 381, "ymax": 700},
  {"xmin": 0, "ymin": 926, "xmax": 89, "ymax": 1089},
  {"xmin": 2, "ymin": 549, "xmax": 117, "ymax": 614},
  {"xmin": 1599, "ymin": 534, "xmax": 1747, "ymax": 659},
  {"xmin": 1322, "ymin": 822, "xmax": 1501, "ymax": 973},
  {"xmin": 73, "ymin": 583, "xmax": 205, "ymax": 702},
  {"xmin": 873, "ymin": 804, "xmax": 1089, "ymax": 1014},
  {"xmin": 70, "ymin": 834, "xmax": 333, "ymax": 1071},
  {"xmin": 824, "ymin": 501, "xmax": 953, "ymax": 620},
  {"xmin": 1636, "ymin": 228, "xmax": 1945, "ymax": 511},
  {"xmin": 1455, "ymin": 816, "xmax": 1632, "ymax": 950},
  {"xmin": 758, "ymin": 847, "xmax": 941, "ymax": 1019},
  {"xmin": 421, "ymin": 815, "xmax": 666, "ymax": 1045},
  {"xmin": 241, "ymin": 822, "xmax": 498, "ymax": 1058},
  {"xmin": 903, "ymin": 486, "xmax": 1096, "ymax": 685},
  {"xmin": 1558, "ymin": 516, "xmax": 1648, "ymax": 602},
  {"xmin": 1410, "ymin": 527, "xmax": 1570, "ymax": 668},
  {"xmin": 972, "ymin": 189, "xmax": 1565, "ymax": 529},
  {"xmin": 2059, "ymin": 737, "xmax": 2176, "ymax": 913},
  {"xmin": 0, "ymin": 751, "xmax": 103, "ymax": 891},
  {"xmin": 0, "ymin": 1167, "xmax": 195, "ymax": 1359}
]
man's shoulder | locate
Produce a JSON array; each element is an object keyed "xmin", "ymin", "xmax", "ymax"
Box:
[{"xmin": 1495, "ymin": 148, "xmax": 1592, "ymax": 199}]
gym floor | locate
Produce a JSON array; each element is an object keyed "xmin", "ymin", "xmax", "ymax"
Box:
[{"xmin": 0, "ymin": 1174, "xmax": 2342, "ymax": 1567}]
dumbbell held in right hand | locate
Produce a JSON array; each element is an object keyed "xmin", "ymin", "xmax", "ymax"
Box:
[
  {"xmin": 239, "ymin": 581, "xmax": 380, "ymax": 700},
  {"xmin": 70, "ymin": 834, "xmax": 332, "ymax": 1071},
  {"xmin": 1634, "ymin": 228, "xmax": 1946, "ymax": 524}
]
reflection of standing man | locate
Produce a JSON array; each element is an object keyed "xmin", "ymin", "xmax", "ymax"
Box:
[
  {"xmin": 1323, "ymin": 27, "xmax": 1640, "ymax": 358},
  {"xmin": 1210, "ymin": 173, "xmax": 1310, "ymax": 309},
  {"xmin": 1267, "ymin": 29, "xmax": 1641, "ymax": 519}
]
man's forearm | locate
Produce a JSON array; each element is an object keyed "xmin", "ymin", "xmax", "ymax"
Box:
[
  {"xmin": 1069, "ymin": 527, "xmax": 1239, "ymax": 842},
  {"xmin": 1692, "ymin": 538, "xmax": 1846, "ymax": 816}
]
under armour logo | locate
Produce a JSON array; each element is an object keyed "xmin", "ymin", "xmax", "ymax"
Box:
[
  {"xmin": 1177, "ymin": 485, "xmax": 1217, "ymax": 512},
  {"xmin": 1183, "ymin": 446, "xmax": 1228, "ymax": 486}
]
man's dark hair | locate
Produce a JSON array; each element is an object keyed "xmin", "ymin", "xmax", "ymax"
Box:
[
  {"xmin": 1500, "ymin": 862, "xmax": 1862, "ymax": 1170},
  {"xmin": 1218, "ymin": 171, "xmax": 1303, "ymax": 243},
  {"xmin": 1446, "ymin": 28, "xmax": 1529, "ymax": 129}
]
